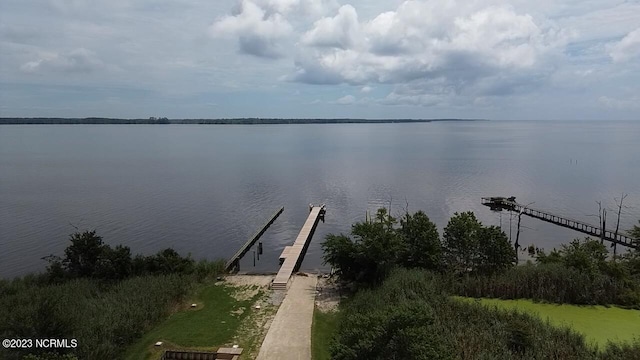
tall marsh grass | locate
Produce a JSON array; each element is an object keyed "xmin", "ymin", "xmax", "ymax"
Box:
[
  {"xmin": 0, "ymin": 259, "xmax": 226, "ymax": 360},
  {"xmin": 330, "ymin": 268, "xmax": 640, "ymax": 360}
]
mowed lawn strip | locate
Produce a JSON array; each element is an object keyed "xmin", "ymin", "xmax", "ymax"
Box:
[
  {"xmin": 311, "ymin": 307, "xmax": 339, "ymax": 360},
  {"xmin": 125, "ymin": 284, "xmax": 261, "ymax": 360},
  {"xmin": 456, "ymin": 297, "xmax": 640, "ymax": 348}
]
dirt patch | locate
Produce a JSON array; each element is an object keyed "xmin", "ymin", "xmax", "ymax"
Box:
[
  {"xmin": 224, "ymin": 275, "xmax": 274, "ymax": 287},
  {"xmin": 213, "ymin": 275, "xmax": 280, "ymax": 359},
  {"xmin": 231, "ymin": 294, "xmax": 278, "ymax": 360},
  {"xmin": 231, "ymin": 308, "xmax": 245, "ymax": 317},
  {"xmin": 223, "ymin": 275, "xmax": 274, "ymax": 303},
  {"xmin": 315, "ymin": 276, "xmax": 342, "ymax": 313},
  {"xmin": 230, "ymin": 286, "xmax": 260, "ymax": 302}
]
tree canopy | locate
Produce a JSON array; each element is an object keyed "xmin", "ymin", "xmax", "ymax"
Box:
[
  {"xmin": 442, "ymin": 212, "xmax": 516, "ymax": 275},
  {"xmin": 44, "ymin": 230, "xmax": 197, "ymax": 281},
  {"xmin": 322, "ymin": 208, "xmax": 516, "ymax": 285}
]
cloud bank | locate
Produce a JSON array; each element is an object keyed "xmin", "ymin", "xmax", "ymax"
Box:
[
  {"xmin": 609, "ymin": 28, "xmax": 640, "ymax": 63},
  {"xmin": 1, "ymin": 0, "xmax": 639, "ymax": 119},
  {"xmin": 284, "ymin": 1, "xmax": 572, "ymax": 105}
]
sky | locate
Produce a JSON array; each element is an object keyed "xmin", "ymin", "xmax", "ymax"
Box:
[{"xmin": 0, "ymin": 0, "xmax": 639, "ymax": 120}]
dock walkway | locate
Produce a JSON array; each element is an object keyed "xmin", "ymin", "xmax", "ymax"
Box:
[
  {"xmin": 481, "ymin": 197, "xmax": 638, "ymax": 250},
  {"xmin": 255, "ymin": 276, "xmax": 317, "ymax": 360},
  {"xmin": 225, "ymin": 207, "xmax": 284, "ymax": 272},
  {"xmin": 272, "ymin": 205, "xmax": 326, "ymax": 290}
]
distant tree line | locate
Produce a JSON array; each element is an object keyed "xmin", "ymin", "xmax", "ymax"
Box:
[
  {"xmin": 174, "ymin": 118, "xmax": 436, "ymax": 124},
  {"xmin": 0, "ymin": 118, "xmax": 486, "ymax": 125},
  {"xmin": 0, "ymin": 117, "xmax": 170, "ymax": 124}
]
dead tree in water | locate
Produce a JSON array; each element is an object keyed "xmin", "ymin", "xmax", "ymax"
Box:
[
  {"xmin": 612, "ymin": 193, "xmax": 629, "ymax": 257},
  {"xmin": 597, "ymin": 201, "xmax": 607, "ymax": 245},
  {"xmin": 514, "ymin": 202, "xmax": 534, "ymax": 262}
]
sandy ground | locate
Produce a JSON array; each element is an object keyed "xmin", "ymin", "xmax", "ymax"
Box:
[
  {"xmin": 224, "ymin": 274, "xmax": 274, "ymax": 288},
  {"xmin": 223, "ymin": 273, "xmax": 339, "ymax": 359},
  {"xmin": 315, "ymin": 275, "xmax": 341, "ymax": 313},
  {"xmin": 221, "ymin": 274, "xmax": 277, "ymax": 359}
]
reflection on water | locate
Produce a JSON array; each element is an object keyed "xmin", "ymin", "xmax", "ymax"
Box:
[{"xmin": 1, "ymin": 121, "xmax": 639, "ymax": 278}]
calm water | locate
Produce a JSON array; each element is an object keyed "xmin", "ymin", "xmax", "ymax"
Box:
[{"xmin": 1, "ymin": 121, "xmax": 639, "ymax": 278}]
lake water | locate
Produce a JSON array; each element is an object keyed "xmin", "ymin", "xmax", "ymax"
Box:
[{"xmin": 1, "ymin": 121, "xmax": 639, "ymax": 278}]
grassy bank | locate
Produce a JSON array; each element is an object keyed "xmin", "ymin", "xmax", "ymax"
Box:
[
  {"xmin": 124, "ymin": 283, "xmax": 263, "ymax": 360},
  {"xmin": 0, "ymin": 274, "xmax": 194, "ymax": 360},
  {"xmin": 311, "ymin": 307, "xmax": 339, "ymax": 360},
  {"xmin": 329, "ymin": 268, "xmax": 640, "ymax": 359},
  {"xmin": 455, "ymin": 297, "xmax": 640, "ymax": 348}
]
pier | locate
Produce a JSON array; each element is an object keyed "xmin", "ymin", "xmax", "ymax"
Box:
[
  {"xmin": 225, "ymin": 206, "xmax": 284, "ymax": 272},
  {"xmin": 272, "ymin": 205, "xmax": 326, "ymax": 290},
  {"xmin": 481, "ymin": 197, "xmax": 639, "ymax": 250}
]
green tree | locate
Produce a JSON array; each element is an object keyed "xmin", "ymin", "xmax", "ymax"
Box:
[
  {"xmin": 322, "ymin": 234, "xmax": 358, "ymax": 282},
  {"xmin": 94, "ymin": 245, "xmax": 133, "ymax": 280},
  {"xmin": 442, "ymin": 212, "xmax": 482, "ymax": 273},
  {"xmin": 322, "ymin": 208, "xmax": 403, "ymax": 284},
  {"xmin": 144, "ymin": 249, "xmax": 194, "ymax": 274},
  {"xmin": 476, "ymin": 226, "xmax": 516, "ymax": 275},
  {"xmin": 399, "ymin": 211, "xmax": 442, "ymax": 270},
  {"xmin": 631, "ymin": 220, "xmax": 640, "ymax": 238},
  {"xmin": 559, "ymin": 238, "xmax": 608, "ymax": 277},
  {"xmin": 535, "ymin": 248, "xmax": 563, "ymax": 265},
  {"xmin": 63, "ymin": 230, "xmax": 106, "ymax": 278},
  {"xmin": 442, "ymin": 213, "xmax": 514, "ymax": 275},
  {"xmin": 350, "ymin": 209, "xmax": 403, "ymax": 283},
  {"xmin": 631, "ymin": 220, "xmax": 640, "ymax": 250}
]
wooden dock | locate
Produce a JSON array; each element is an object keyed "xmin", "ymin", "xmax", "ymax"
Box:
[
  {"xmin": 481, "ymin": 197, "xmax": 639, "ymax": 250},
  {"xmin": 272, "ymin": 205, "xmax": 326, "ymax": 290},
  {"xmin": 225, "ymin": 207, "xmax": 284, "ymax": 272}
]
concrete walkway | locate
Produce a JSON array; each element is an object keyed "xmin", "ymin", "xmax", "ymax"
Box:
[{"xmin": 256, "ymin": 276, "xmax": 317, "ymax": 360}]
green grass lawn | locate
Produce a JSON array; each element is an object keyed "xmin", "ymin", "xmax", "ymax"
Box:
[
  {"xmin": 456, "ymin": 297, "xmax": 640, "ymax": 348},
  {"xmin": 124, "ymin": 283, "xmax": 261, "ymax": 360},
  {"xmin": 311, "ymin": 308, "xmax": 339, "ymax": 360}
]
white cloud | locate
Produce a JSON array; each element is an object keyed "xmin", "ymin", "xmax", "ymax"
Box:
[
  {"xmin": 301, "ymin": 5, "xmax": 360, "ymax": 49},
  {"xmin": 1, "ymin": 0, "xmax": 640, "ymax": 119},
  {"xmin": 20, "ymin": 48, "xmax": 105, "ymax": 74},
  {"xmin": 336, "ymin": 94, "xmax": 356, "ymax": 104},
  {"xmin": 210, "ymin": 0, "xmax": 294, "ymax": 58},
  {"xmin": 209, "ymin": 0, "xmax": 340, "ymax": 58},
  {"xmin": 288, "ymin": 0, "xmax": 570, "ymax": 104},
  {"xmin": 608, "ymin": 28, "xmax": 640, "ymax": 63}
]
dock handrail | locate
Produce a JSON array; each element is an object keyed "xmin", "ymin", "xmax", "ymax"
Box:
[
  {"xmin": 225, "ymin": 206, "xmax": 284, "ymax": 272},
  {"xmin": 481, "ymin": 197, "xmax": 638, "ymax": 250}
]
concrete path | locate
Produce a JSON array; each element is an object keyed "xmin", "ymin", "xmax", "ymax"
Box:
[{"xmin": 256, "ymin": 276, "xmax": 317, "ymax": 360}]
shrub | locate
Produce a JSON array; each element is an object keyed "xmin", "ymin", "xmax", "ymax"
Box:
[{"xmin": 330, "ymin": 269, "xmax": 600, "ymax": 360}]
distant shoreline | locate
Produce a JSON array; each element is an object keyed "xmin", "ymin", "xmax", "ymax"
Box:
[{"xmin": 0, "ymin": 118, "xmax": 486, "ymax": 125}]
